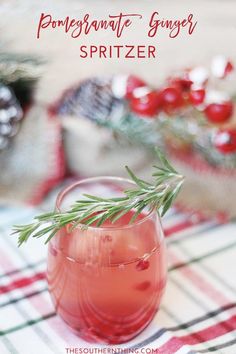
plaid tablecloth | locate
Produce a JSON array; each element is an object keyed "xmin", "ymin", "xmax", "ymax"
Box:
[{"xmin": 0, "ymin": 203, "xmax": 236, "ymax": 354}]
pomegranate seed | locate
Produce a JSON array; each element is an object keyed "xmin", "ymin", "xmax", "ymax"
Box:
[
  {"xmin": 160, "ymin": 87, "xmax": 184, "ymax": 113},
  {"xmin": 136, "ymin": 259, "xmax": 150, "ymax": 271},
  {"xmin": 49, "ymin": 244, "xmax": 58, "ymax": 257},
  {"xmin": 126, "ymin": 75, "xmax": 147, "ymax": 99}
]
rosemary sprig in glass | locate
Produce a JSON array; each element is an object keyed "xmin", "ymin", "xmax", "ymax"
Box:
[{"xmin": 12, "ymin": 149, "xmax": 184, "ymax": 246}]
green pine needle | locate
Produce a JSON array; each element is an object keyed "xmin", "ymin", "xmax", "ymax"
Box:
[{"xmin": 12, "ymin": 149, "xmax": 184, "ymax": 246}]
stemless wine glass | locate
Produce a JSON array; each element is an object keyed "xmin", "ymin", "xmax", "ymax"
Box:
[{"xmin": 47, "ymin": 177, "xmax": 167, "ymax": 344}]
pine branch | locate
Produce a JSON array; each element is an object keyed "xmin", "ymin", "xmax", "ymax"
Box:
[{"xmin": 12, "ymin": 149, "xmax": 184, "ymax": 246}]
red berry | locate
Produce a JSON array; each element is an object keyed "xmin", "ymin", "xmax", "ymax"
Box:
[
  {"xmin": 205, "ymin": 102, "xmax": 233, "ymax": 123},
  {"xmin": 130, "ymin": 91, "xmax": 161, "ymax": 117},
  {"xmin": 126, "ymin": 75, "xmax": 146, "ymax": 99},
  {"xmin": 160, "ymin": 87, "xmax": 184, "ymax": 113},
  {"xmin": 189, "ymin": 89, "xmax": 205, "ymax": 106},
  {"xmin": 49, "ymin": 244, "xmax": 58, "ymax": 257},
  {"xmin": 213, "ymin": 129, "xmax": 236, "ymax": 154},
  {"xmin": 169, "ymin": 77, "xmax": 193, "ymax": 92},
  {"xmin": 224, "ymin": 61, "xmax": 234, "ymax": 77},
  {"xmin": 136, "ymin": 259, "xmax": 150, "ymax": 271}
]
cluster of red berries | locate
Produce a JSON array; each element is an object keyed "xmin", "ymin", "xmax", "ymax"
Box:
[{"xmin": 112, "ymin": 56, "xmax": 236, "ymax": 154}]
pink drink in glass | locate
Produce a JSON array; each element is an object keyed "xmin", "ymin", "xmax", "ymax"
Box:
[{"xmin": 47, "ymin": 177, "xmax": 167, "ymax": 344}]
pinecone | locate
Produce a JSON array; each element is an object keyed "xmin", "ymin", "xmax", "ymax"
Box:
[
  {"xmin": 57, "ymin": 77, "xmax": 124, "ymax": 123},
  {"xmin": 0, "ymin": 84, "xmax": 23, "ymax": 151}
]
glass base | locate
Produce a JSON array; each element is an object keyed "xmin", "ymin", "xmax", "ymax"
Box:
[{"xmin": 64, "ymin": 313, "xmax": 157, "ymax": 345}]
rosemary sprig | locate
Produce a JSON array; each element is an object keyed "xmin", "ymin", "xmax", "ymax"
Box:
[{"xmin": 12, "ymin": 149, "xmax": 184, "ymax": 246}]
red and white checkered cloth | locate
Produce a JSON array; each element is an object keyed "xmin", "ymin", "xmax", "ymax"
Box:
[{"xmin": 0, "ymin": 199, "xmax": 236, "ymax": 354}]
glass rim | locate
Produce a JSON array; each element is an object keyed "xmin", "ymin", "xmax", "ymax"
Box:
[{"xmin": 56, "ymin": 176, "xmax": 158, "ymax": 231}]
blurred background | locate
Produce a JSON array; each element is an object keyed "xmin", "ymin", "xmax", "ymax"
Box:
[{"xmin": 0, "ymin": 0, "xmax": 236, "ymax": 215}]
